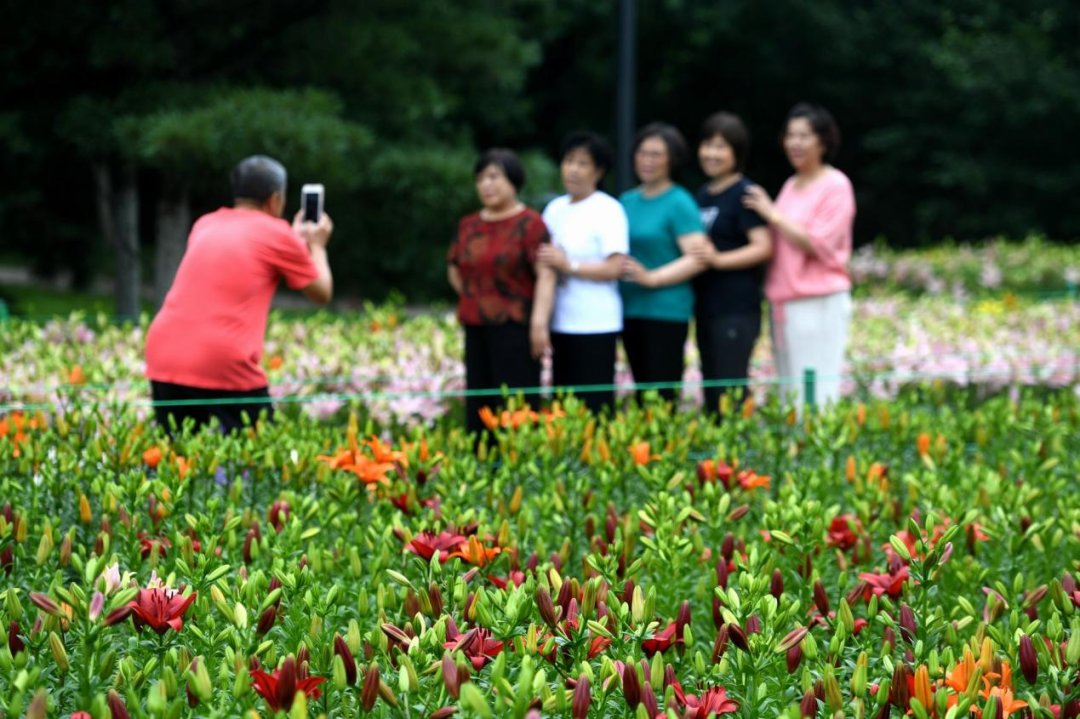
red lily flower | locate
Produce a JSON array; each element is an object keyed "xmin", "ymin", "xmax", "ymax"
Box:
[
  {"xmin": 826, "ymin": 515, "xmax": 862, "ymax": 550},
  {"xmin": 251, "ymin": 656, "xmax": 325, "ymax": 712},
  {"xmin": 107, "ymin": 587, "xmax": 197, "ymax": 634},
  {"xmin": 405, "ymin": 531, "xmax": 466, "ymax": 562},
  {"xmin": 679, "ymin": 685, "xmax": 740, "ymax": 717},
  {"xmin": 858, "ymin": 564, "xmax": 910, "ymax": 599},
  {"xmin": 642, "ymin": 622, "xmax": 679, "ymax": 657},
  {"xmin": 443, "ymin": 626, "xmax": 504, "ymax": 670},
  {"xmin": 138, "ymin": 532, "xmax": 171, "ymax": 559}
]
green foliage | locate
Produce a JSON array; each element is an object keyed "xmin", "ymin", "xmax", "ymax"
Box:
[{"xmin": 122, "ymin": 87, "xmax": 373, "ymax": 192}]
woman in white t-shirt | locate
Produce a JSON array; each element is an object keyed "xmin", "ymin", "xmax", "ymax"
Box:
[{"xmin": 538, "ymin": 132, "xmax": 630, "ymax": 415}]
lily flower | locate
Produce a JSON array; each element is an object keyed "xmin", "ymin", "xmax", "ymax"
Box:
[
  {"xmin": 250, "ymin": 656, "xmax": 325, "ymax": 713},
  {"xmin": 673, "ymin": 681, "xmax": 739, "ymax": 717},
  {"xmin": 827, "ymin": 515, "xmax": 862, "ymax": 550},
  {"xmin": 443, "ymin": 626, "xmax": 504, "ymax": 670},
  {"xmin": 405, "ymin": 531, "xmax": 466, "ymax": 562},
  {"xmin": 105, "ymin": 586, "xmax": 197, "ymax": 634},
  {"xmin": 858, "ymin": 564, "xmax": 910, "ymax": 599},
  {"xmin": 447, "ymin": 535, "xmax": 501, "ymax": 568}
]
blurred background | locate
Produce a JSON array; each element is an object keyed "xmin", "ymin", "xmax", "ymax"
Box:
[{"xmin": 2, "ymin": 0, "xmax": 1078, "ymax": 315}]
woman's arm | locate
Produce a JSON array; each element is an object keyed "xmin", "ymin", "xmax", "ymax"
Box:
[
  {"xmin": 537, "ymin": 244, "xmax": 625, "ymax": 281},
  {"xmin": 742, "ymin": 184, "xmax": 817, "ymax": 255},
  {"xmin": 529, "ymin": 264, "xmax": 557, "ymax": 358},
  {"xmin": 623, "ymin": 231, "xmax": 710, "ymax": 288},
  {"xmin": 689, "ymin": 225, "xmax": 773, "ymax": 271}
]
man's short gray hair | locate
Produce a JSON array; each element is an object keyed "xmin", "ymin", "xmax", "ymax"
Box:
[{"xmin": 230, "ymin": 155, "xmax": 287, "ymax": 203}]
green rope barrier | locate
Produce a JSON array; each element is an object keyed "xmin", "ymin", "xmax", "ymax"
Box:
[{"xmin": 1, "ymin": 363, "xmax": 1077, "ymax": 414}]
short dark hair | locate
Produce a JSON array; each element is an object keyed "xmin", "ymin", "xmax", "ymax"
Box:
[
  {"xmin": 700, "ymin": 112, "xmax": 751, "ymax": 172},
  {"xmin": 231, "ymin": 155, "xmax": 287, "ymax": 203},
  {"xmin": 560, "ymin": 131, "xmax": 614, "ymax": 183},
  {"xmin": 633, "ymin": 122, "xmax": 689, "ymax": 175},
  {"xmin": 473, "ymin": 148, "xmax": 526, "ymax": 191},
  {"xmin": 786, "ymin": 103, "xmax": 842, "ymax": 160}
]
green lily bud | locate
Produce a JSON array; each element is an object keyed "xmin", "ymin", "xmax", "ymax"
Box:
[
  {"xmin": 233, "ymin": 664, "xmax": 250, "ymax": 698},
  {"xmin": 48, "ymin": 631, "xmax": 69, "ymax": 673},
  {"xmin": 333, "ymin": 655, "xmax": 347, "ymax": 691},
  {"xmin": 290, "ymin": 689, "xmax": 308, "ymax": 719}
]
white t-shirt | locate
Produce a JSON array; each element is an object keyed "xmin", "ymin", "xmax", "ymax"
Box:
[{"xmin": 542, "ymin": 192, "xmax": 630, "ymax": 334}]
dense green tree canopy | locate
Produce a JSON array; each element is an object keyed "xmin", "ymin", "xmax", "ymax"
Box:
[{"xmin": 2, "ymin": 0, "xmax": 1078, "ymax": 304}]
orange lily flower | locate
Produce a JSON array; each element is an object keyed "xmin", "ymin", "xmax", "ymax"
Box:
[
  {"xmin": 317, "ymin": 449, "xmax": 357, "ymax": 469},
  {"xmin": 913, "ymin": 665, "xmax": 933, "ymax": 709},
  {"xmin": 737, "ymin": 470, "xmax": 771, "ymax": 491},
  {"xmin": 448, "ymin": 535, "xmax": 501, "ymax": 567},
  {"xmin": 629, "ymin": 441, "xmax": 659, "ymax": 466},
  {"xmin": 347, "ymin": 455, "xmax": 395, "ymax": 485},
  {"xmin": 143, "ymin": 446, "xmax": 164, "ymax": 469},
  {"xmin": 983, "ymin": 687, "xmax": 1028, "ymax": 716},
  {"xmin": 69, "ymin": 365, "xmax": 87, "ymax": 385},
  {"xmin": 944, "ymin": 648, "xmax": 977, "ymax": 694},
  {"xmin": 363, "ymin": 436, "xmax": 407, "ymax": 466},
  {"xmin": 478, "ymin": 406, "xmax": 499, "ymax": 431}
]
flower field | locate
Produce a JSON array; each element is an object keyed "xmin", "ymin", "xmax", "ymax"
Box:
[
  {"xmin": 1, "ymin": 293, "xmax": 1078, "ymax": 428},
  {"xmin": 0, "ymin": 238, "xmax": 1078, "ymax": 718},
  {"xmin": 0, "ymin": 387, "xmax": 1078, "ymax": 718}
]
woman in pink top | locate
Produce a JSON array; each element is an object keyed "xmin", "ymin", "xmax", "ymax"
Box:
[{"xmin": 744, "ymin": 104, "xmax": 855, "ymax": 409}]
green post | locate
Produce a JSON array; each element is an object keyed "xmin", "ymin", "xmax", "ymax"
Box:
[
  {"xmin": 0, "ymin": 298, "xmax": 8, "ymax": 324},
  {"xmin": 803, "ymin": 367, "xmax": 817, "ymax": 412}
]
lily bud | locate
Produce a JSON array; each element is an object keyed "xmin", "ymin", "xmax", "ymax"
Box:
[
  {"xmin": 8, "ymin": 621, "xmax": 24, "ymax": 656},
  {"xmin": 537, "ymin": 586, "xmax": 560, "ymax": 629},
  {"xmin": 107, "ymin": 690, "xmax": 130, "ymax": 719},
  {"xmin": 572, "ymin": 674, "xmax": 591, "ymax": 719},
  {"xmin": 899, "ymin": 605, "xmax": 916, "ymax": 644},
  {"xmin": 335, "ymin": 634, "xmax": 357, "ymax": 685},
  {"xmin": 49, "ymin": 630, "xmax": 70, "ymax": 672},
  {"xmin": 441, "ymin": 654, "xmax": 460, "ymax": 699},
  {"xmin": 813, "ymin": 581, "xmax": 830, "ymax": 615},
  {"xmin": 428, "ymin": 583, "xmax": 444, "ymax": 616},
  {"xmin": 721, "ymin": 533, "xmax": 735, "ymax": 563},
  {"xmin": 256, "ymin": 605, "xmax": 276, "ymax": 636},
  {"xmin": 787, "ymin": 644, "xmax": 803, "ymax": 673},
  {"xmin": 361, "ymin": 663, "xmax": 380, "ymax": 711},
  {"xmin": 727, "ymin": 623, "xmax": 750, "ymax": 653},
  {"xmin": 771, "ymin": 570, "xmax": 784, "ymax": 599},
  {"xmin": 712, "ymin": 624, "xmax": 730, "ymax": 663},
  {"xmin": 777, "ymin": 626, "xmax": 809, "ymax": 654},
  {"xmin": 716, "ymin": 559, "xmax": 729, "ymax": 589},
  {"xmin": 800, "ymin": 688, "xmax": 818, "ymax": 717},
  {"xmin": 622, "ymin": 662, "xmax": 641, "ymax": 709},
  {"xmin": 1018, "ymin": 634, "xmax": 1038, "ymax": 684},
  {"xmin": 675, "ymin": 601, "xmax": 692, "ymax": 640},
  {"xmin": 641, "ymin": 681, "xmax": 659, "ymax": 718},
  {"xmin": 30, "ymin": 592, "xmax": 61, "ymax": 616}
]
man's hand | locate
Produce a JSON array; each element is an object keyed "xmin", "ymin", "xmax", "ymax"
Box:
[{"xmin": 294, "ymin": 210, "xmax": 334, "ymax": 248}]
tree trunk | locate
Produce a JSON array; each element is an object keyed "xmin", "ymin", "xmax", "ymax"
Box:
[
  {"xmin": 94, "ymin": 162, "xmax": 142, "ymax": 321},
  {"xmin": 154, "ymin": 180, "xmax": 191, "ymax": 308}
]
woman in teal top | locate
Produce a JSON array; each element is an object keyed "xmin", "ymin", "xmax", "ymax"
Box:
[{"xmin": 621, "ymin": 122, "xmax": 710, "ymax": 404}]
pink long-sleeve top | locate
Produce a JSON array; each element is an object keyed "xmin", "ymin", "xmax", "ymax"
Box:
[{"xmin": 764, "ymin": 168, "xmax": 855, "ymax": 304}]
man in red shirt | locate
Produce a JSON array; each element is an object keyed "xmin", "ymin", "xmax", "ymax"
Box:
[{"xmin": 145, "ymin": 155, "xmax": 333, "ymax": 433}]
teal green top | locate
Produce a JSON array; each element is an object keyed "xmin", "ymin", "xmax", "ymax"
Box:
[{"xmin": 619, "ymin": 185, "xmax": 704, "ymax": 321}]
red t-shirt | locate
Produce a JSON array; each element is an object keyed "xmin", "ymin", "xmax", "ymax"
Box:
[
  {"xmin": 448, "ymin": 209, "xmax": 549, "ymax": 325},
  {"xmin": 145, "ymin": 207, "xmax": 319, "ymax": 390}
]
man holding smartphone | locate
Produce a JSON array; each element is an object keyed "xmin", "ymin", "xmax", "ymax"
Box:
[{"xmin": 145, "ymin": 155, "xmax": 333, "ymax": 434}]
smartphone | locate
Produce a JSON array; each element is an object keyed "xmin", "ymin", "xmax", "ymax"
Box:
[{"xmin": 301, "ymin": 184, "xmax": 324, "ymax": 223}]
